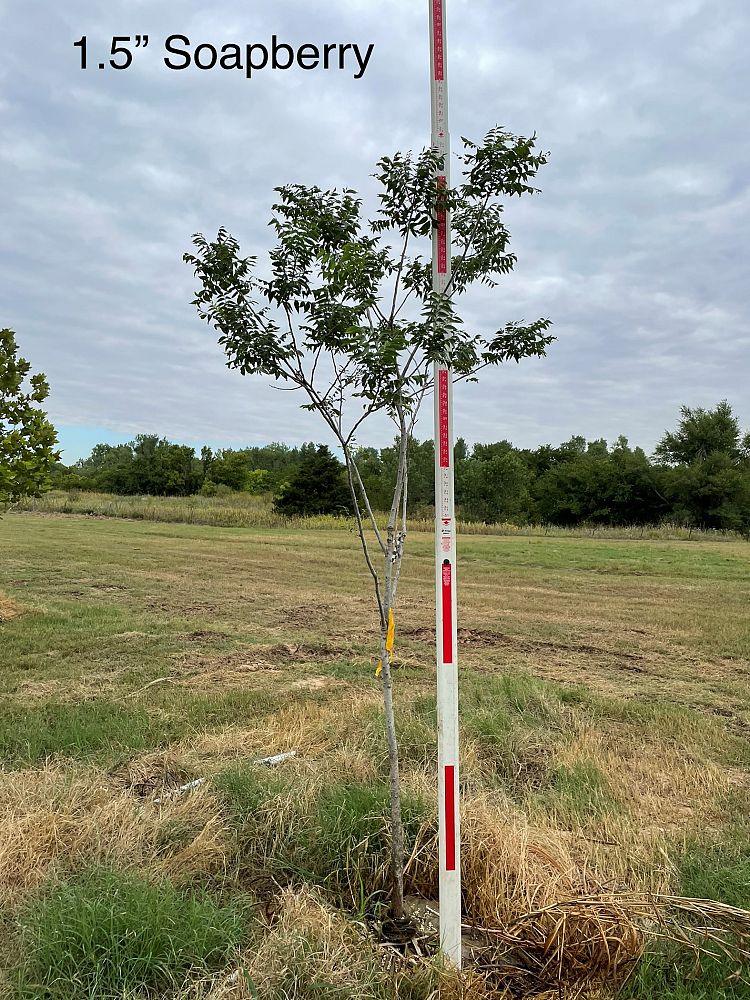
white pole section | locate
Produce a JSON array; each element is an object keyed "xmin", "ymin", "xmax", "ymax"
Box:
[{"xmin": 429, "ymin": 0, "xmax": 461, "ymax": 968}]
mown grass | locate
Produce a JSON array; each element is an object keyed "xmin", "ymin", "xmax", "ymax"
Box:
[
  {"xmin": 0, "ymin": 701, "xmax": 174, "ymax": 767},
  {"xmin": 1, "ymin": 512, "xmax": 749, "ymax": 997},
  {"xmin": 0, "ymin": 690, "xmax": 282, "ymax": 768}
]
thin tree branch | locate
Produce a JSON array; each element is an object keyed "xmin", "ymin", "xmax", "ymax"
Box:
[
  {"xmin": 387, "ymin": 195, "xmax": 419, "ymax": 328},
  {"xmin": 347, "ymin": 449, "xmax": 387, "ymax": 555},
  {"xmin": 344, "ymin": 400, "xmax": 379, "ymax": 448},
  {"xmin": 343, "ymin": 448, "xmax": 386, "ymax": 627},
  {"xmin": 297, "ymin": 376, "xmax": 386, "ymax": 624}
]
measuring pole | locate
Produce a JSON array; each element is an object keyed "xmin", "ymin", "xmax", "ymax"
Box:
[{"xmin": 429, "ymin": 0, "xmax": 461, "ymax": 968}]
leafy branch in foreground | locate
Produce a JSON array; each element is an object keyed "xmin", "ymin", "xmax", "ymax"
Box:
[
  {"xmin": 185, "ymin": 126, "xmax": 554, "ymax": 923},
  {"xmin": 0, "ymin": 328, "xmax": 60, "ymax": 511}
]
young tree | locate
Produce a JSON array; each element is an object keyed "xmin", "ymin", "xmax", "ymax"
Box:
[
  {"xmin": 184, "ymin": 128, "xmax": 554, "ymax": 921},
  {"xmin": 0, "ymin": 329, "xmax": 60, "ymax": 509}
]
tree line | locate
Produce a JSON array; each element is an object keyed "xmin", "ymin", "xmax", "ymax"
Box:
[{"xmin": 51, "ymin": 400, "xmax": 750, "ymax": 532}]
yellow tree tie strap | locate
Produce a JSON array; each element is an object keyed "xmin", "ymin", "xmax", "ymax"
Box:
[{"xmin": 375, "ymin": 608, "xmax": 395, "ymax": 676}]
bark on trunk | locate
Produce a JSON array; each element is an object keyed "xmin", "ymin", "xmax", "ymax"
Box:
[
  {"xmin": 342, "ymin": 422, "xmax": 410, "ymax": 921},
  {"xmin": 379, "ymin": 627, "xmax": 406, "ymax": 919},
  {"xmin": 379, "ymin": 415, "xmax": 410, "ymax": 920}
]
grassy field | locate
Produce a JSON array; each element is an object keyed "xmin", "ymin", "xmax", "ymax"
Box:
[
  {"xmin": 19, "ymin": 489, "xmax": 748, "ymax": 542},
  {"xmin": 1, "ymin": 511, "xmax": 749, "ymax": 998}
]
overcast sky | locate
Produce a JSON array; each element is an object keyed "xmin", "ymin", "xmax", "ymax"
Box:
[{"xmin": 1, "ymin": 0, "xmax": 748, "ymax": 462}]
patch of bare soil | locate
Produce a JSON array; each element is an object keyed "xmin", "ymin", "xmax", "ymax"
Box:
[
  {"xmin": 181, "ymin": 641, "xmax": 352, "ymax": 669},
  {"xmin": 0, "ymin": 594, "xmax": 26, "ymax": 622},
  {"xmin": 271, "ymin": 602, "xmax": 339, "ymax": 629},
  {"xmin": 288, "ymin": 675, "xmax": 343, "ymax": 692},
  {"xmin": 269, "ymin": 595, "xmax": 381, "ymax": 640},
  {"xmin": 403, "ymin": 626, "xmax": 504, "ymax": 647},
  {"xmin": 146, "ymin": 597, "xmax": 219, "ymax": 616},
  {"xmin": 172, "ymin": 641, "xmax": 355, "ymax": 689},
  {"xmin": 109, "ymin": 752, "xmax": 194, "ymax": 798},
  {"xmin": 177, "ymin": 629, "xmax": 231, "ymax": 643},
  {"xmin": 173, "ymin": 652, "xmax": 283, "ymax": 688},
  {"xmin": 402, "ymin": 625, "xmax": 648, "ymax": 669},
  {"xmin": 270, "ymin": 642, "xmax": 351, "ymax": 662}
]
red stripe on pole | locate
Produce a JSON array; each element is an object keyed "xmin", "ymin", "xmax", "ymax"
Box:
[
  {"xmin": 438, "ymin": 369, "xmax": 449, "ymax": 467},
  {"xmin": 441, "ymin": 560, "xmax": 453, "ymax": 663},
  {"xmin": 445, "ymin": 764, "xmax": 456, "ymax": 870},
  {"xmin": 432, "ymin": 0, "xmax": 444, "ymax": 80},
  {"xmin": 437, "ymin": 215, "xmax": 447, "ymax": 272}
]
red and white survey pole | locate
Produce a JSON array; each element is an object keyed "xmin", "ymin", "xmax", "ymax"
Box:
[{"xmin": 430, "ymin": 0, "xmax": 461, "ymax": 968}]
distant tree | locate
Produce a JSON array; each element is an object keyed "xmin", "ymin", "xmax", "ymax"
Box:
[
  {"xmin": 352, "ymin": 446, "xmax": 390, "ymax": 512},
  {"xmin": 75, "ymin": 442, "xmax": 134, "ymax": 492},
  {"xmin": 368, "ymin": 438, "xmax": 436, "ymax": 515},
  {"xmin": 533, "ymin": 437, "xmax": 667, "ymax": 526},
  {"xmin": 0, "ymin": 329, "xmax": 60, "ymax": 508},
  {"xmin": 185, "ymin": 127, "xmax": 553, "ymax": 921},
  {"xmin": 520, "ymin": 436, "xmax": 587, "ymax": 478},
  {"xmin": 206, "ymin": 449, "xmax": 251, "ymax": 491},
  {"xmin": 127, "ymin": 435, "xmax": 201, "ymax": 496},
  {"xmin": 273, "ymin": 445, "xmax": 352, "ymax": 516},
  {"xmin": 49, "ymin": 461, "xmax": 87, "ymax": 490},
  {"xmin": 666, "ymin": 455, "xmax": 750, "ymax": 532},
  {"xmin": 655, "ymin": 401, "xmax": 749, "ymax": 466},
  {"xmin": 74, "ymin": 436, "xmax": 201, "ymax": 496},
  {"xmin": 157, "ymin": 441, "xmax": 203, "ymax": 496},
  {"xmin": 606, "ymin": 436, "xmax": 671, "ymax": 525},
  {"xmin": 245, "ymin": 469, "xmax": 272, "ymax": 494},
  {"xmin": 457, "ymin": 442, "xmax": 532, "ymax": 522},
  {"xmin": 655, "ymin": 402, "xmax": 750, "ymax": 530}
]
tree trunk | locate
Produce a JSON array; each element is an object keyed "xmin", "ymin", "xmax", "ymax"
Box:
[
  {"xmin": 380, "ymin": 416, "xmax": 410, "ymax": 920},
  {"xmin": 342, "ymin": 429, "xmax": 410, "ymax": 922},
  {"xmin": 379, "ymin": 618, "xmax": 406, "ymax": 919}
]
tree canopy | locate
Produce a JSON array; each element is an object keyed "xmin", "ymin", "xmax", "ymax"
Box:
[
  {"xmin": 655, "ymin": 401, "xmax": 750, "ymax": 465},
  {"xmin": 184, "ymin": 129, "xmax": 553, "ymax": 450}
]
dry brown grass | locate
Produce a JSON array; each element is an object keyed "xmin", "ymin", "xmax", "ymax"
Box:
[
  {"xmin": 0, "ymin": 717, "xmax": 736, "ymax": 998},
  {"xmin": 180, "ymin": 887, "xmax": 478, "ymax": 1000},
  {"xmin": 0, "ymin": 764, "xmax": 231, "ymax": 909},
  {"xmin": 183, "ymin": 694, "xmax": 382, "ymax": 770},
  {"xmin": 550, "ymin": 726, "xmax": 731, "ymax": 832},
  {"xmin": 0, "ymin": 593, "xmax": 25, "ymax": 622}
]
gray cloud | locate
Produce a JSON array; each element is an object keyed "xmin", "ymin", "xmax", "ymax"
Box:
[{"xmin": 0, "ymin": 0, "xmax": 748, "ymax": 460}]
